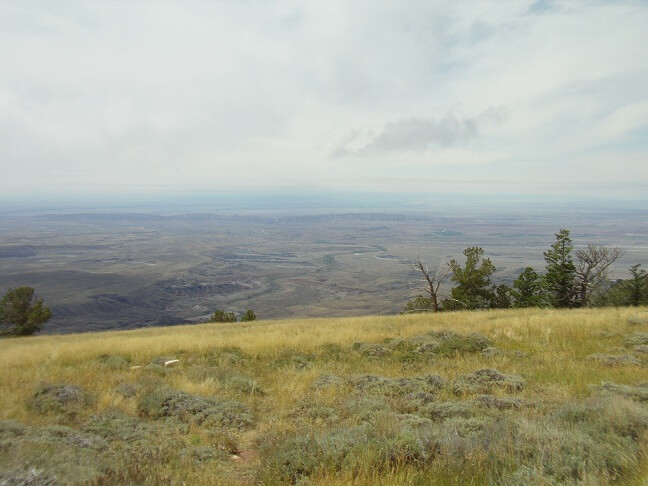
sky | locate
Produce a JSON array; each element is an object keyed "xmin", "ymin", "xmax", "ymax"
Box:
[{"xmin": 1, "ymin": 0, "xmax": 647, "ymax": 201}]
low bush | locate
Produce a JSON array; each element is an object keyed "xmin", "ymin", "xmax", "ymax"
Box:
[
  {"xmin": 30, "ymin": 383, "xmax": 93, "ymax": 418},
  {"xmin": 180, "ymin": 445, "xmax": 224, "ymax": 463},
  {"xmin": 138, "ymin": 387, "xmax": 253, "ymax": 429},
  {"xmin": 113, "ymin": 382, "xmax": 139, "ymax": 398},
  {"xmin": 426, "ymin": 330, "xmax": 492, "ymax": 355},
  {"xmin": 349, "ymin": 374, "xmax": 445, "ymax": 397},
  {"xmin": 627, "ymin": 315, "xmax": 648, "ymax": 326},
  {"xmin": 453, "ymin": 368, "xmax": 526, "ymax": 395},
  {"xmin": 418, "ymin": 401, "xmax": 477, "ymax": 420},
  {"xmin": 0, "ymin": 420, "xmax": 111, "ymax": 484},
  {"xmin": 311, "ymin": 373, "xmax": 344, "ymax": 390},
  {"xmin": 203, "ymin": 346, "xmax": 248, "ymax": 366},
  {"xmin": 257, "ymin": 412, "xmax": 439, "ymax": 483},
  {"xmin": 290, "ymin": 400, "xmax": 340, "ymax": 425},
  {"xmin": 271, "ymin": 349, "xmax": 314, "ymax": 370},
  {"xmin": 634, "ymin": 344, "xmax": 648, "ymax": 354},
  {"xmin": 352, "ymin": 342, "xmax": 391, "ymax": 357},
  {"xmin": 475, "ymin": 394, "xmax": 534, "ymax": 410},
  {"xmin": 592, "ymin": 382, "xmax": 648, "ymax": 402},
  {"xmin": 624, "ymin": 332, "xmax": 648, "ymax": 347}
]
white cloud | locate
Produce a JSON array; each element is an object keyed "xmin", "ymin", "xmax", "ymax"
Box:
[{"xmin": 0, "ymin": 0, "xmax": 647, "ymax": 198}]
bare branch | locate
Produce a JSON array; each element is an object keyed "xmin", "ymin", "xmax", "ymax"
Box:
[
  {"xmin": 408, "ymin": 257, "xmax": 449, "ymax": 312},
  {"xmin": 574, "ymin": 245, "xmax": 625, "ymax": 306}
]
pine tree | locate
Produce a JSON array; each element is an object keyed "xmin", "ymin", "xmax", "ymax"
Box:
[
  {"xmin": 628, "ymin": 264, "xmax": 648, "ymax": 306},
  {"xmin": 445, "ymin": 247, "xmax": 495, "ymax": 310},
  {"xmin": 543, "ymin": 229, "xmax": 576, "ymax": 308},
  {"xmin": 0, "ymin": 287, "xmax": 51, "ymax": 336},
  {"xmin": 511, "ymin": 267, "xmax": 545, "ymax": 307}
]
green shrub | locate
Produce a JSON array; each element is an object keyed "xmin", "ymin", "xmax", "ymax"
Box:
[
  {"xmin": 257, "ymin": 413, "xmax": 439, "ymax": 483},
  {"xmin": 180, "ymin": 445, "xmax": 224, "ymax": 463},
  {"xmin": 210, "ymin": 309, "xmax": 237, "ymax": 323},
  {"xmin": 475, "ymin": 394, "xmax": 533, "ymax": 410},
  {"xmin": 240, "ymin": 309, "xmax": 257, "ymax": 322},
  {"xmin": 634, "ymin": 344, "xmax": 648, "ymax": 354},
  {"xmin": 426, "ymin": 330, "xmax": 492, "ymax": 354},
  {"xmin": 0, "ymin": 420, "xmax": 112, "ymax": 484},
  {"xmin": 349, "ymin": 374, "xmax": 445, "ymax": 397},
  {"xmin": 624, "ymin": 332, "xmax": 648, "ymax": 346},
  {"xmin": 138, "ymin": 387, "xmax": 253, "ymax": 429},
  {"xmin": 311, "ymin": 373, "xmax": 344, "ymax": 390},
  {"xmin": 113, "ymin": 382, "xmax": 139, "ymax": 398},
  {"xmin": 627, "ymin": 315, "xmax": 648, "ymax": 326},
  {"xmin": 418, "ymin": 401, "xmax": 477, "ymax": 420},
  {"xmin": 204, "ymin": 346, "xmax": 248, "ymax": 366},
  {"xmin": 30, "ymin": 383, "xmax": 93, "ymax": 417},
  {"xmin": 290, "ymin": 400, "xmax": 340, "ymax": 425},
  {"xmin": 0, "ymin": 467, "xmax": 58, "ymax": 486},
  {"xmin": 453, "ymin": 369, "xmax": 526, "ymax": 395},
  {"xmin": 593, "ymin": 382, "xmax": 648, "ymax": 402},
  {"xmin": 352, "ymin": 342, "xmax": 391, "ymax": 358},
  {"xmin": 271, "ymin": 349, "xmax": 314, "ymax": 370}
]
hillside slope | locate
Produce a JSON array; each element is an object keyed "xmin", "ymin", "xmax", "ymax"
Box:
[{"xmin": 2, "ymin": 307, "xmax": 648, "ymax": 484}]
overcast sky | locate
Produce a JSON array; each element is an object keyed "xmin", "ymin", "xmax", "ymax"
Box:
[{"xmin": 1, "ymin": 0, "xmax": 647, "ymax": 200}]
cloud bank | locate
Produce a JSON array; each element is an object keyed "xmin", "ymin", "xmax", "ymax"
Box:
[{"xmin": 0, "ymin": 1, "xmax": 647, "ymax": 198}]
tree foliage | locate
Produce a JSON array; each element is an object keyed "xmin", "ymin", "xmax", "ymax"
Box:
[
  {"xmin": 240, "ymin": 309, "xmax": 257, "ymax": 322},
  {"xmin": 490, "ymin": 284, "xmax": 512, "ymax": 309},
  {"xmin": 210, "ymin": 309, "xmax": 236, "ymax": 323},
  {"xmin": 543, "ymin": 229, "xmax": 576, "ymax": 308},
  {"xmin": 627, "ymin": 264, "xmax": 648, "ymax": 306},
  {"xmin": 402, "ymin": 295, "xmax": 434, "ymax": 314},
  {"xmin": 0, "ymin": 287, "xmax": 51, "ymax": 336},
  {"xmin": 511, "ymin": 267, "xmax": 546, "ymax": 308},
  {"xmin": 445, "ymin": 247, "xmax": 495, "ymax": 310}
]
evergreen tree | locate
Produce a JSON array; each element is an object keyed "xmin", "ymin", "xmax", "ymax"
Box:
[
  {"xmin": 543, "ymin": 229, "xmax": 576, "ymax": 308},
  {"xmin": 445, "ymin": 247, "xmax": 495, "ymax": 310},
  {"xmin": 0, "ymin": 287, "xmax": 51, "ymax": 336},
  {"xmin": 241, "ymin": 309, "xmax": 257, "ymax": 321},
  {"xmin": 627, "ymin": 264, "xmax": 648, "ymax": 306},
  {"xmin": 511, "ymin": 267, "xmax": 545, "ymax": 307},
  {"xmin": 210, "ymin": 309, "xmax": 236, "ymax": 322},
  {"xmin": 490, "ymin": 284, "xmax": 512, "ymax": 309}
]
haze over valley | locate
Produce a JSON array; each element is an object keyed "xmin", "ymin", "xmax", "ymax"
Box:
[{"xmin": 2, "ymin": 197, "xmax": 646, "ymax": 333}]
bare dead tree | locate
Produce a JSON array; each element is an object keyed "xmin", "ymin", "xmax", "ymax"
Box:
[
  {"xmin": 409, "ymin": 258, "xmax": 450, "ymax": 312},
  {"xmin": 575, "ymin": 245, "xmax": 624, "ymax": 307}
]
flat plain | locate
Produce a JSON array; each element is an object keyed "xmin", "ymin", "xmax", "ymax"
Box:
[{"xmin": 1, "ymin": 199, "xmax": 647, "ymax": 333}]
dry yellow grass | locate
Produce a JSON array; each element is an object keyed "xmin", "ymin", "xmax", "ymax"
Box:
[{"xmin": 1, "ymin": 306, "xmax": 648, "ymax": 484}]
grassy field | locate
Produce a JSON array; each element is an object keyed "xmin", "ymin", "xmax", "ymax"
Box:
[{"xmin": 2, "ymin": 307, "xmax": 648, "ymax": 484}]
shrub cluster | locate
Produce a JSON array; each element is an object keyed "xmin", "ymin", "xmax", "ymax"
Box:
[{"xmin": 138, "ymin": 387, "xmax": 253, "ymax": 429}]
